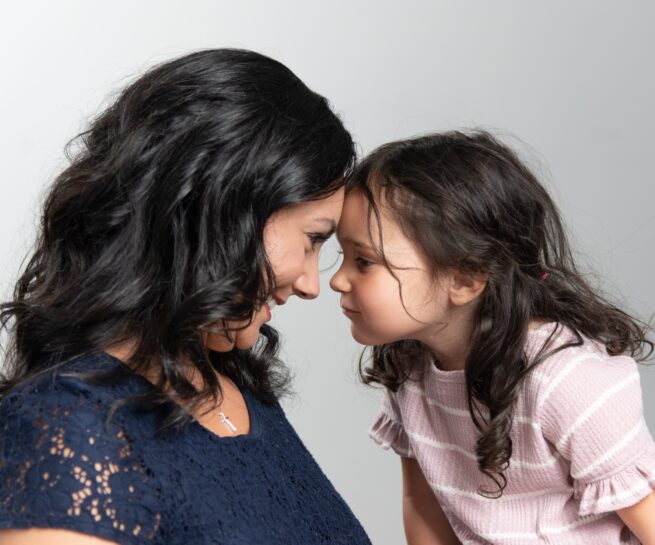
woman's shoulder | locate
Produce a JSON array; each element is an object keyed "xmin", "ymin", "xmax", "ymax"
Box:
[
  {"xmin": 1, "ymin": 352, "xmax": 139, "ymax": 427},
  {"xmin": 0, "ymin": 352, "xmax": 163, "ymax": 544}
]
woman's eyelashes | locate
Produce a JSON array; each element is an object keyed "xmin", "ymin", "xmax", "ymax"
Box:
[{"xmin": 307, "ymin": 232, "xmax": 331, "ymax": 253}]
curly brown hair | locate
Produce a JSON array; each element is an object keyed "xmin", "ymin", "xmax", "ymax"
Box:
[{"xmin": 351, "ymin": 129, "xmax": 653, "ymax": 497}]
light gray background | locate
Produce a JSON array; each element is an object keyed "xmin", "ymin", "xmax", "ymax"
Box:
[{"xmin": 1, "ymin": 2, "xmax": 653, "ymax": 544}]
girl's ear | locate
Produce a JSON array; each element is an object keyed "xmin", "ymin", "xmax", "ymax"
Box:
[{"xmin": 448, "ymin": 269, "xmax": 489, "ymax": 307}]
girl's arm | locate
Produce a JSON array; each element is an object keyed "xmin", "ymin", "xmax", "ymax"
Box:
[
  {"xmin": 617, "ymin": 491, "xmax": 655, "ymax": 544},
  {"xmin": 401, "ymin": 457, "xmax": 461, "ymax": 545}
]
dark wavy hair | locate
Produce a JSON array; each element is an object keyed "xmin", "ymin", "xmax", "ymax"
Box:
[
  {"xmin": 351, "ymin": 129, "xmax": 653, "ymax": 497},
  {"xmin": 0, "ymin": 49, "xmax": 355, "ymax": 432}
]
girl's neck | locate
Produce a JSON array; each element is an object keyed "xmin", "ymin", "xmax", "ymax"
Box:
[
  {"xmin": 420, "ymin": 307, "xmax": 475, "ymax": 371},
  {"xmin": 420, "ymin": 315, "xmax": 550, "ymax": 372}
]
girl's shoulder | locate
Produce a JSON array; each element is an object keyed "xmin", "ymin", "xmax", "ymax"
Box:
[
  {"xmin": 523, "ymin": 322, "xmax": 642, "ymax": 418},
  {"xmin": 525, "ymin": 322, "xmax": 638, "ymax": 377}
]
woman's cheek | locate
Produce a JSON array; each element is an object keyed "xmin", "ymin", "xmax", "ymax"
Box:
[{"xmin": 233, "ymin": 307, "xmax": 268, "ymax": 349}]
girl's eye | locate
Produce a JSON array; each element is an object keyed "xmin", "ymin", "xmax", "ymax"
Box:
[
  {"xmin": 355, "ymin": 257, "xmax": 373, "ymax": 269},
  {"xmin": 336, "ymin": 249, "xmax": 373, "ymax": 270}
]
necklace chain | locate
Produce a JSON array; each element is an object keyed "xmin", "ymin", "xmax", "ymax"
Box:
[{"xmin": 216, "ymin": 375, "xmax": 237, "ymax": 433}]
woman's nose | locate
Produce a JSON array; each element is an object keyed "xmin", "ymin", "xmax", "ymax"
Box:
[{"xmin": 293, "ymin": 261, "xmax": 320, "ymax": 300}]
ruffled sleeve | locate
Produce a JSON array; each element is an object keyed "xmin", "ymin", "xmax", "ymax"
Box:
[
  {"xmin": 575, "ymin": 444, "xmax": 655, "ymax": 516},
  {"xmin": 0, "ymin": 379, "xmax": 162, "ymax": 544},
  {"xmin": 368, "ymin": 389, "xmax": 415, "ymax": 459},
  {"xmin": 538, "ymin": 349, "xmax": 655, "ymax": 517}
]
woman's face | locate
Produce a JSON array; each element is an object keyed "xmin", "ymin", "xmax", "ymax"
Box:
[{"xmin": 205, "ymin": 187, "xmax": 345, "ymax": 351}]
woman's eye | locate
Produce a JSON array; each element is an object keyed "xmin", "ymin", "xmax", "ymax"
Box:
[{"xmin": 308, "ymin": 233, "xmax": 329, "ymax": 251}]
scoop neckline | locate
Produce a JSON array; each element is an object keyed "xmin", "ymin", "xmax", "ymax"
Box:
[{"xmin": 95, "ymin": 350, "xmax": 262, "ymax": 442}]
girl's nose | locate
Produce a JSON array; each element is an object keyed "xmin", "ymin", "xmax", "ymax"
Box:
[{"xmin": 329, "ymin": 264, "xmax": 350, "ymax": 293}]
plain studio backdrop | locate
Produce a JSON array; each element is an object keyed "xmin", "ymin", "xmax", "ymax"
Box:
[{"xmin": 1, "ymin": 2, "xmax": 653, "ymax": 543}]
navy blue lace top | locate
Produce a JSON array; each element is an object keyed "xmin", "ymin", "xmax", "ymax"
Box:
[{"xmin": 0, "ymin": 352, "xmax": 371, "ymax": 545}]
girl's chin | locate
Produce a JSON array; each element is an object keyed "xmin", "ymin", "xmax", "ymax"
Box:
[
  {"xmin": 350, "ymin": 326, "xmax": 382, "ymax": 346},
  {"xmin": 351, "ymin": 325, "xmax": 405, "ymax": 347}
]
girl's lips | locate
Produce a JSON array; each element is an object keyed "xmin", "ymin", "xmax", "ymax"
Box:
[{"xmin": 341, "ymin": 306, "xmax": 360, "ymax": 315}]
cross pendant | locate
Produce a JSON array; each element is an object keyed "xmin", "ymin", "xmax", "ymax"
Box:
[{"xmin": 219, "ymin": 411, "xmax": 238, "ymax": 433}]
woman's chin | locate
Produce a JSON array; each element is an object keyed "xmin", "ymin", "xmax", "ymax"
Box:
[{"xmin": 233, "ymin": 326, "xmax": 264, "ymax": 350}]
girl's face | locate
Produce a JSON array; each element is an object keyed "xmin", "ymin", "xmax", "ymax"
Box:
[
  {"xmin": 206, "ymin": 188, "xmax": 345, "ymax": 351},
  {"xmin": 330, "ymin": 189, "xmax": 450, "ymax": 346}
]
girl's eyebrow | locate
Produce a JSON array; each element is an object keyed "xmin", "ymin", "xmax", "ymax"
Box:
[{"xmin": 337, "ymin": 236, "xmax": 374, "ymax": 250}]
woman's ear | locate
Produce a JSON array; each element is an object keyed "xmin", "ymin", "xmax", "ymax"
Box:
[{"xmin": 448, "ymin": 270, "xmax": 489, "ymax": 307}]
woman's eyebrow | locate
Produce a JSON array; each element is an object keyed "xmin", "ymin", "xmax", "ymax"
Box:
[{"xmin": 313, "ymin": 218, "xmax": 337, "ymax": 235}]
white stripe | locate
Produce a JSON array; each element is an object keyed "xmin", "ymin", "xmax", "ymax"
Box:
[
  {"xmin": 409, "ymin": 431, "xmax": 478, "ymax": 460},
  {"xmin": 431, "ymin": 481, "xmax": 572, "ymax": 502},
  {"xmin": 478, "ymin": 513, "xmax": 608, "ymax": 540},
  {"xmin": 528, "ymin": 370, "xmax": 549, "ymax": 384},
  {"xmin": 404, "ymin": 384, "xmax": 471, "ymax": 417},
  {"xmin": 514, "ymin": 415, "xmax": 542, "ymax": 430},
  {"xmin": 539, "ymin": 348, "xmax": 596, "ymax": 408},
  {"xmin": 404, "ymin": 384, "xmax": 541, "ymax": 428},
  {"xmin": 408, "ymin": 430, "xmax": 559, "ymax": 470},
  {"xmin": 573, "ymin": 419, "xmax": 644, "ymax": 479},
  {"xmin": 556, "ymin": 372, "xmax": 639, "ymax": 450},
  {"xmin": 509, "ymin": 452, "xmax": 563, "ymax": 470}
]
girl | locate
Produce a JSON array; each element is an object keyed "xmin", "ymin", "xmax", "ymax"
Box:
[{"xmin": 330, "ymin": 130, "xmax": 655, "ymax": 544}]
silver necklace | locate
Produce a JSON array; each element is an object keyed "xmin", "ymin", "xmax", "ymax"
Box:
[
  {"xmin": 216, "ymin": 375, "xmax": 238, "ymax": 433},
  {"xmin": 217, "ymin": 410, "xmax": 237, "ymax": 433}
]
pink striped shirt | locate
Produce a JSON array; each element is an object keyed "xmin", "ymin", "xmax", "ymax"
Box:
[{"xmin": 369, "ymin": 322, "xmax": 655, "ymax": 544}]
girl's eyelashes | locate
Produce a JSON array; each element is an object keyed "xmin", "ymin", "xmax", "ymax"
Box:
[
  {"xmin": 336, "ymin": 249, "xmax": 374, "ymax": 270},
  {"xmin": 355, "ymin": 257, "xmax": 373, "ymax": 269}
]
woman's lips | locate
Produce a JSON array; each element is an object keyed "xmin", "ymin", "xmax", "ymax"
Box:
[{"xmin": 341, "ymin": 306, "xmax": 360, "ymax": 315}]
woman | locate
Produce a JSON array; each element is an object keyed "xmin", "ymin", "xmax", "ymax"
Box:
[{"xmin": 0, "ymin": 49, "xmax": 371, "ymax": 545}]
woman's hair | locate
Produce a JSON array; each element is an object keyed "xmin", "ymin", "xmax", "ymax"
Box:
[
  {"xmin": 0, "ymin": 48, "xmax": 355, "ymax": 431},
  {"xmin": 350, "ymin": 129, "xmax": 653, "ymax": 497}
]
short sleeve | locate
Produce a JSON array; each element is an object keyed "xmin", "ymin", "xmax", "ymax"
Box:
[
  {"xmin": 368, "ymin": 388, "xmax": 415, "ymax": 459},
  {"xmin": 538, "ymin": 352, "xmax": 655, "ymax": 517},
  {"xmin": 0, "ymin": 383, "xmax": 162, "ymax": 544}
]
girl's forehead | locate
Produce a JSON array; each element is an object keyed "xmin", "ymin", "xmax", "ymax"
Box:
[{"xmin": 339, "ymin": 189, "xmax": 407, "ymax": 247}]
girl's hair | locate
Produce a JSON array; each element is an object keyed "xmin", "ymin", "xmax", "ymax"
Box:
[
  {"xmin": 351, "ymin": 129, "xmax": 652, "ymax": 497},
  {"xmin": 0, "ymin": 48, "xmax": 355, "ymax": 432}
]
